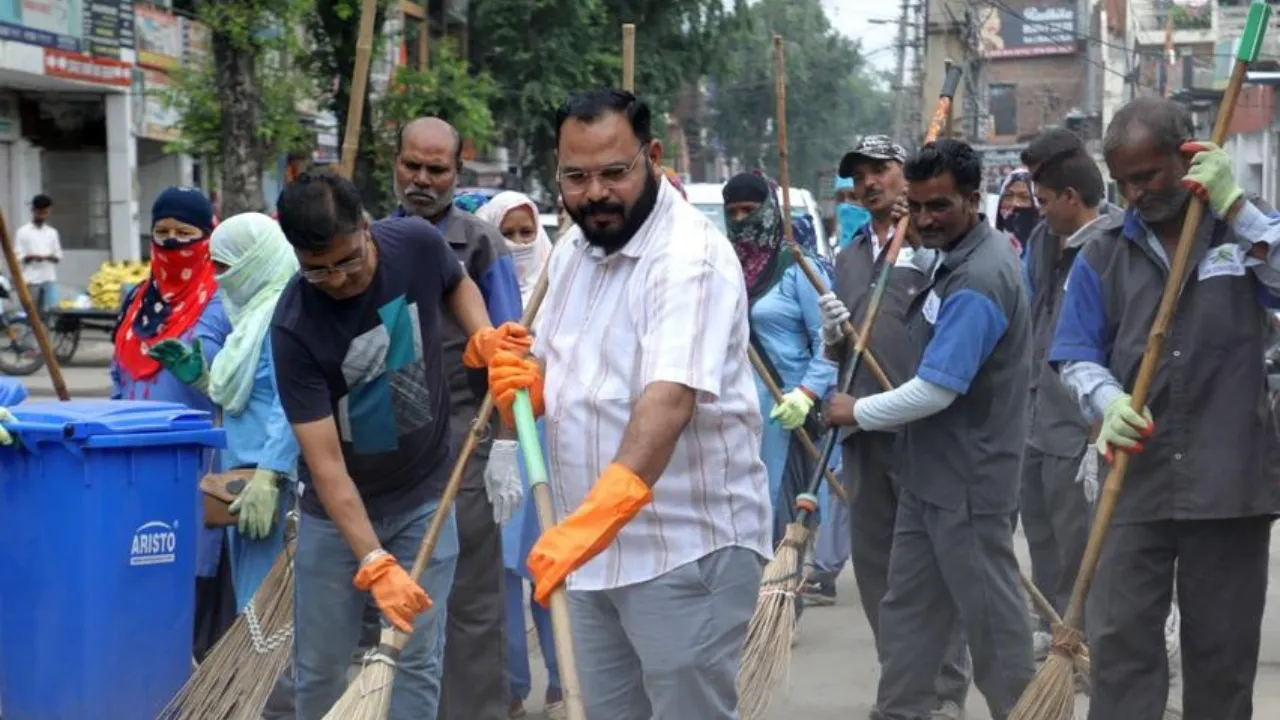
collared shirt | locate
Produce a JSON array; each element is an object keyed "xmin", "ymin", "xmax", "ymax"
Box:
[{"xmin": 533, "ymin": 180, "xmax": 772, "ymax": 591}]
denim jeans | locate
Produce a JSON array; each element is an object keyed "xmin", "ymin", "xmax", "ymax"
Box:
[
  {"xmin": 505, "ymin": 568, "xmax": 560, "ymax": 700},
  {"xmin": 31, "ymin": 281, "xmax": 57, "ymax": 315},
  {"xmin": 291, "ymin": 500, "xmax": 459, "ymax": 720}
]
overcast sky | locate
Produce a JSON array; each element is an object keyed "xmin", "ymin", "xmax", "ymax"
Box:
[{"xmin": 821, "ymin": 0, "xmax": 900, "ymax": 73}]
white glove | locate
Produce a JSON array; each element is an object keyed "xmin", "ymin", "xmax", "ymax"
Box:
[
  {"xmin": 0, "ymin": 408, "xmax": 13, "ymax": 446},
  {"xmin": 484, "ymin": 439, "xmax": 524, "ymax": 525},
  {"xmin": 1076, "ymin": 448, "xmax": 1099, "ymax": 505},
  {"xmin": 818, "ymin": 292, "xmax": 851, "ymax": 347}
]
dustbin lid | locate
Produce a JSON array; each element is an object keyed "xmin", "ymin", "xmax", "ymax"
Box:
[{"xmin": 9, "ymin": 400, "xmax": 214, "ymax": 439}]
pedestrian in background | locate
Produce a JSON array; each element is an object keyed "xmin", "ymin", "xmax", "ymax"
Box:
[{"xmin": 14, "ymin": 194, "xmax": 62, "ymax": 316}]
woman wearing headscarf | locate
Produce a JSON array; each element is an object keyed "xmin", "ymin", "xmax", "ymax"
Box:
[
  {"xmin": 996, "ymin": 166, "xmax": 1039, "ymax": 256},
  {"xmin": 474, "ymin": 191, "xmax": 564, "ymax": 719},
  {"xmin": 722, "ymin": 171, "xmax": 838, "ymax": 547},
  {"xmin": 110, "ymin": 186, "xmax": 234, "ymax": 658},
  {"xmin": 192, "ymin": 212, "xmax": 300, "ymax": 609}
]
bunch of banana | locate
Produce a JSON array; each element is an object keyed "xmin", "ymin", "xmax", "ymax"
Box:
[{"xmin": 87, "ymin": 260, "xmax": 150, "ymax": 310}]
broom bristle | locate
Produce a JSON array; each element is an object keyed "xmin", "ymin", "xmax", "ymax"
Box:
[
  {"xmin": 736, "ymin": 522, "xmax": 809, "ymax": 720},
  {"xmin": 1008, "ymin": 624, "xmax": 1086, "ymax": 720},
  {"xmin": 321, "ymin": 650, "xmax": 398, "ymax": 719},
  {"xmin": 158, "ymin": 547, "xmax": 295, "ymax": 720}
]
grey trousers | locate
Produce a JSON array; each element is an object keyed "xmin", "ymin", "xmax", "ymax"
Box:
[
  {"xmin": 438, "ymin": 464, "xmax": 509, "ymax": 720},
  {"xmin": 570, "ymin": 546, "xmax": 764, "ymax": 720},
  {"xmin": 1019, "ymin": 446, "xmax": 1090, "ymax": 628},
  {"xmin": 1087, "ymin": 517, "xmax": 1271, "ymax": 720},
  {"xmin": 846, "ymin": 435, "xmax": 971, "ymax": 706},
  {"xmin": 877, "ymin": 489, "xmax": 1034, "ymax": 720}
]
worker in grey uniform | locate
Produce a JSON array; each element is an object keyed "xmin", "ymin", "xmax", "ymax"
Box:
[
  {"xmin": 1018, "ymin": 143, "xmax": 1114, "ymax": 656},
  {"xmin": 392, "ymin": 116, "xmax": 526, "ymax": 720},
  {"xmin": 818, "ymin": 134, "xmax": 971, "ymax": 720},
  {"xmin": 825, "ymin": 138, "xmax": 1035, "ymax": 720},
  {"xmin": 1050, "ymin": 95, "xmax": 1280, "ymax": 720}
]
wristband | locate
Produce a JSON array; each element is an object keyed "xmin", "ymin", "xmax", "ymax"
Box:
[{"xmin": 359, "ymin": 548, "xmax": 388, "ymax": 568}]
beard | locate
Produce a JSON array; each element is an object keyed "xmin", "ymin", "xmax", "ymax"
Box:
[
  {"xmin": 397, "ymin": 181, "xmax": 455, "ymax": 219},
  {"xmin": 567, "ymin": 168, "xmax": 660, "ymax": 253},
  {"xmin": 1137, "ymin": 185, "xmax": 1191, "ymax": 225}
]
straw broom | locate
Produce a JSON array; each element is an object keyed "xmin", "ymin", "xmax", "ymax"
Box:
[
  {"xmin": 1007, "ymin": 5, "xmax": 1272, "ymax": 718},
  {"xmin": 158, "ymin": 539, "xmax": 296, "ymax": 719},
  {"xmin": 736, "ymin": 40, "xmax": 964, "ymax": 720}
]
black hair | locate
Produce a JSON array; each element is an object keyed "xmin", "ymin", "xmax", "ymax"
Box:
[
  {"xmin": 1021, "ymin": 128, "xmax": 1084, "ymax": 171},
  {"xmin": 395, "ymin": 118, "xmax": 464, "ymax": 170},
  {"xmin": 275, "ymin": 169, "xmax": 364, "ymax": 251},
  {"xmin": 1103, "ymin": 96, "xmax": 1195, "ymax": 157},
  {"xmin": 904, "ymin": 138, "xmax": 983, "ymax": 195},
  {"xmin": 1032, "ymin": 150, "xmax": 1104, "ymax": 208},
  {"xmin": 31, "ymin": 194, "xmax": 52, "ymax": 210},
  {"xmin": 555, "ymin": 89, "xmax": 653, "ymax": 148}
]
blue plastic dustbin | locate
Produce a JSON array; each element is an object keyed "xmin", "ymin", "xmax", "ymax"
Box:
[{"xmin": 0, "ymin": 400, "xmax": 225, "ymax": 720}]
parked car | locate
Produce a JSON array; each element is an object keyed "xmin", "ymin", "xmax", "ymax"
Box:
[{"xmin": 684, "ymin": 182, "xmax": 833, "ymax": 261}]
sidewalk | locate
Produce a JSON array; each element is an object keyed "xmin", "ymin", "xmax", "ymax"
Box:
[{"xmin": 7, "ymin": 340, "xmax": 114, "ymax": 400}]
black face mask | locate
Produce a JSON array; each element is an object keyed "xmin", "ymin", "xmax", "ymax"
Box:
[{"xmin": 997, "ymin": 206, "xmax": 1039, "ymax": 244}]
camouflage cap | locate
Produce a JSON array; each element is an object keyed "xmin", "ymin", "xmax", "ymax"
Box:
[{"xmin": 838, "ymin": 135, "xmax": 908, "ymax": 178}]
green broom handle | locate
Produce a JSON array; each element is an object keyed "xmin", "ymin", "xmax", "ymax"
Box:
[{"xmin": 511, "ymin": 390, "xmax": 587, "ymax": 720}]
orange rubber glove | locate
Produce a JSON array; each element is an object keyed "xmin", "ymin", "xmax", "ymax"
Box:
[
  {"xmin": 353, "ymin": 553, "xmax": 431, "ymax": 634},
  {"xmin": 489, "ymin": 350, "xmax": 544, "ymax": 428},
  {"xmin": 463, "ymin": 322, "xmax": 534, "ymax": 368},
  {"xmin": 528, "ymin": 463, "xmax": 652, "ymax": 607}
]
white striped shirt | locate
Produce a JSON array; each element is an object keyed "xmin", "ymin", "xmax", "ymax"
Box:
[{"xmin": 533, "ymin": 180, "xmax": 772, "ymax": 591}]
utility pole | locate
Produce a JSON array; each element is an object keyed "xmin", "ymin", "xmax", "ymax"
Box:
[
  {"xmin": 891, "ymin": 0, "xmax": 911, "ymax": 141},
  {"xmin": 908, "ymin": 1, "xmax": 926, "ymax": 148},
  {"xmin": 960, "ymin": 0, "xmax": 984, "ymax": 141}
]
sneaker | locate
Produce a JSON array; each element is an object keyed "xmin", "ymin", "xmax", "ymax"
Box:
[
  {"xmin": 508, "ymin": 697, "xmax": 527, "ymax": 718},
  {"xmin": 800, "ymin": 577, "xmax": 836, "ymax": 606},
  {"xmin": 1033, "ymin": 630, "xmax": 1053, "ymax": 661},
  {"xmin": 931, "ymin": 700, "xmax": 965, "ymax": 720}
]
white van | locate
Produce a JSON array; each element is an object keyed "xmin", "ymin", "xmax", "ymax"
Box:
[{"xmin": 684, "ymin": 182, "xmax": 833, "ymax": 261}]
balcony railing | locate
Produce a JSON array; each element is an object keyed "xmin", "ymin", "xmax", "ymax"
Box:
[{"xmin": 1132, "ymin": 0, "xmax": 1219, "ymax": 46}]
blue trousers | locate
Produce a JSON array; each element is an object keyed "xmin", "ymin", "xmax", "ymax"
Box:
[
  {"xmin": 291, "ymin": 500, "xmax": 459, "ymax": 720},
  {"xmin": 505, "ymin": 568, "xmax": 560, "ymax": 700}
]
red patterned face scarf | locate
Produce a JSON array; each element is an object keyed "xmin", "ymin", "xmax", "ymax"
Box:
[{"xmin": 113, "ymin": 239, "xmax": 218, "ymax": 380}]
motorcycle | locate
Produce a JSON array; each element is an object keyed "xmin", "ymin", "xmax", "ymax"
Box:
[{"xmin": 0, "ymin": 276, "xmax": 43, "ymax": 376}]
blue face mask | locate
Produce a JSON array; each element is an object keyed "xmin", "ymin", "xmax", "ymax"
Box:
[{"xmin": 836, "ymin": 202, "xmax": 870, "ymax": 249}]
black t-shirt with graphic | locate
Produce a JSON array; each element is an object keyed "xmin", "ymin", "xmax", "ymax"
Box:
[{"xmin": 271, "ymin": 216, "xmax": 464, "ymax": 519}]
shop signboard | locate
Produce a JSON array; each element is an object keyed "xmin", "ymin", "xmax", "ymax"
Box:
[
  {"xmin": 43, "ymin": 46, "xmax": 131, "ymax": 86},
  {"xmin": 135, "ymin": 4, "xmax": 179, "ymax": 70},
  {"xmin": 81, "ymin": 0, "xmax": 134, "ymax": 60},
  {"xmin": 140, "ymin": 68, "xmax": 180, "ymax": 142},
  {"xmin": 181, "ymin": 16, "xmax": 208, "ymax": 68},
  {"xmin": 979, "ymin": 2, "xmax": 1078, "ymax": 59},
  {"xmin": 0, "ymin": 0, "xmax": 83, "ymax": 52}
]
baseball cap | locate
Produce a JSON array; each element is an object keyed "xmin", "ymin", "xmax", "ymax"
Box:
[{"xmin": 838, "ymin": 135, "xmax": 908, "ymax": 178}]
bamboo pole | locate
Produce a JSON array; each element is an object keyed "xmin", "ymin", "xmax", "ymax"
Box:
[
  {"xmin": 0, "ymin": 210, "xmax": 68, "ymax": 400},
  {"xmin": 339, "ymin": 0, "xmax": 380, "ymax": 180},
  {"xmin": 622, "ymin": 24, "xmax": 636, "ymax": 92}
]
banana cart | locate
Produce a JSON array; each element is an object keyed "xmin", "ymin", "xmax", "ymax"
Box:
[{"xmin": 45, "ymin": 307, "xmax": 119, "ymax": 364}]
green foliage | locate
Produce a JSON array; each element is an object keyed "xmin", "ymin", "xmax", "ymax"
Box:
[
  {"xmin": 708, "ymin": 0, "xmax": 893, "ymax": 190},
  {"xmin": 372, "ymin": 40, "xmax": 500, "ymax": 210},
  {"xmin": 163, "ymin": 0, "xmax": 316, "ymax": 163}
]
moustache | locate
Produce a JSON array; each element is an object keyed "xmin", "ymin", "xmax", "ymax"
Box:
[{"xmin": 406, "ymin": 191, "xmax": 437, "ymax": 202}]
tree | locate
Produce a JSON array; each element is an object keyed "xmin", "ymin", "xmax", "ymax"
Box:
[
  {"xmin": 707, "ymin": 0, "xmax": 893, "ymax": 190},
  {"xmin": 469, "ymin": 0, "xmax": 734, "ymax": 194},
  {"xmin": 165, "ymin": 0, "xmax": 317, "ymax": 215}
]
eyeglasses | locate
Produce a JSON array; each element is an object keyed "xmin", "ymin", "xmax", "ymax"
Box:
[
  {"xmin": 300, "ymin": 237, "xmax": 369, "ymax": 284},
  {"xmin": 557, "ymin": 145, "xmax": 648, "ymax": 196}
]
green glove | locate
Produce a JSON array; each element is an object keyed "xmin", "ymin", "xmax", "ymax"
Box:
[
  {"xmin": 146, "ymin": 338, "xmax": 208, "ymax": 390},
  {"xmin": 229, "ymin": 468, "xmax": 280, "ymax": 540},
  {"xmin": 769, "ymin": 388, "xmax": 815, "ymax": 431},
  {"xmin": 1181, "ymin": 141, "xmax": 1244, "ymax": 217},
  {"xmin": 1096, "ymin": 393, "xmax": 1153, "ymax": 462},
  {"xmin": 0, "ymin": 408, "xmax": 14, "ymax": 447}
]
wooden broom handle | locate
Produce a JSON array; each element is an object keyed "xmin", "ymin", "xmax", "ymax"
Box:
[{"xmin": 1062, "ymin": 58, "xmax": 1252, "ymax": 630}]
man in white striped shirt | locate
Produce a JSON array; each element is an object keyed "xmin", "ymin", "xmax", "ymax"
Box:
[{"xmin": 486, "ymin": 89, "xmax": 772, "ymax": 719}]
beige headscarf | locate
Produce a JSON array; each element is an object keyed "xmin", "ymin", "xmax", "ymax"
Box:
[{"xmin": 476, "ymin": 191, "xmax": 553, "ymax": 305}]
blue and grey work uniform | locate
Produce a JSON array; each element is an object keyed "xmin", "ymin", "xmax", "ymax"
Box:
[
  {"xmin": 396, "ymin": 203, "xmax": 525, "ymax": 720},
  {"xmin": 1050, "ymin": 201, "xmax": 1280, "ymax": 720},
  {"xmin": 875, "ymin": 220, "xmax": 1035, "ymax": 720},
  {"xmin": 1017, "ymin": 209, "xmax": 1117, "ymax": 625},
  {"xmin": 831, "ymin": 220, "xmax": 971, "ymax": 704}
]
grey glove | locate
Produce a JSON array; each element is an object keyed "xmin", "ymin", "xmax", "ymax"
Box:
[
  {"xmin": 1076, "ymin": 448, "xmax": 1099, "ymax": 505},
  {"xmin": 818, "ymin": 292, "xmax": 851, "ymax": 347}
]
